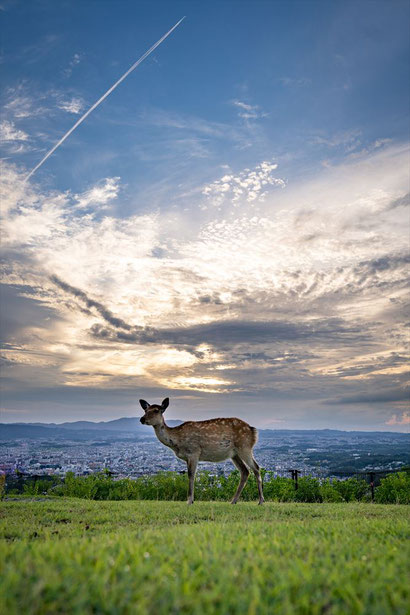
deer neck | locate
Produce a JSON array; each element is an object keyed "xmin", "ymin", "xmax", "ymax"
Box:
[{"xmin": 153, "ymin": 422, "xmax": 174, "ymax": 447}]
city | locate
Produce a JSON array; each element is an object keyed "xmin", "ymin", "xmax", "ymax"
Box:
[{"xmin": 1, "ymin": 420, "xmax": 408, "ymax": 479}]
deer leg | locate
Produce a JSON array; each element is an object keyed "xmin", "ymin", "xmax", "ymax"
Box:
[
  {"xmin": 231, "ymin": 454, "xmax": 250, "ymax": 504},
  {"xmin": 252, "ymin": 458, "xmax": 265, "ymax": 505},
  {"xmin": 240, "ymin": 453, "xmax": 264, "ymax": 505},
  {"xmin": 186, "ymin": 457, "xmax": 198, "ymax": 505}
]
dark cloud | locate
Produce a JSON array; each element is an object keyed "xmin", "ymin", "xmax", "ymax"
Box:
[
  {"xmin": 51, "ymin": 276, "xmax": 368, "ymax": 350},
  {"xmin": 89, "ymin": 323, "xmax": 155, "ymax": 345},
  {"xmin": 299, "ymin": 233, "xmax": 322, "ymax": 243},
  {"xmin": 89, "ymin": 317, "xmax": 368, "ymax": 350},
  {"xmin": 198, "ymin": 294, "xmax": 223, "ymax": 305},
  {"xmin": 0, "ymin": 283, "xmax": 60, "ymax": 341},
  {"xmin": 338, "ymin": 253, "xmax": 410, "ymax": 294},
  {"xmin": 355, "ymin": 253, "xmax": 410, "ymax": 275},
  {"xmin": 50, "ymin": 275, "xmax": 133, "ymax": 331},
  {"xmin": 328, "ymin": 387, "xmax": 410, "ymax": 405},
  {"xmin": 385, "ymin": 193, "xmax": 410, "ymax": 211},
  {"xmin": 233, "ymin": 350, "xmax": 315, "ymax": 364},
  {"xmin": 319, "ymin": 352, "xmax": 409, "ymax": 380}
]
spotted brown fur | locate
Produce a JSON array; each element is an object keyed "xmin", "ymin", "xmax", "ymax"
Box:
[{"xmin": 139, "ymin": 397, "xmax": 264, "ymax": 505}]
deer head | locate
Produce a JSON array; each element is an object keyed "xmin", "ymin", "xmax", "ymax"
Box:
[{"xmin": 139, "ymin": 397, "xmax": 169, "ymax": 426}]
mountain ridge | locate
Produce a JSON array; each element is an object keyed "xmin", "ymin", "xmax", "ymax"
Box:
[{"xmin": 1, "ymin": 417, "xmax": 408, "ymax": 438}]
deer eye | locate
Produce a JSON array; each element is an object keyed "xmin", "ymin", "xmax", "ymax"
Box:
[{"xmin": 154, "ymin": 409, "xmax": 159, "ymax": 413}]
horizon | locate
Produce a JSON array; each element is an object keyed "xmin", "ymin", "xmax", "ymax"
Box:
[
  {"xmin": 1, "ymin": 0, "xmax": 409, "ymax": 432},
  {"xmin": 2, "ymin": 414, "xmax": 409, "ymax": 434}
]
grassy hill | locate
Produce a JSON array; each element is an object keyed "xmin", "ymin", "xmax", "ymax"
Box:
[{"xmin": 1, "ymin": 499, "xmax": 409, "ymax": 614}]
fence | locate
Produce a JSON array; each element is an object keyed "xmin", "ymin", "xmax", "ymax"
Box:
[
  {"xmin": 4, "ymin": 466, "xmax": 409, "ymax": 501},
  {"xmin": 287, "ymin": 467, "xmax": 410, "ymax": 501}
]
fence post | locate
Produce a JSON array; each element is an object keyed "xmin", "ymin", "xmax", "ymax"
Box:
[
  {"xmin": 16, "ymin": 470, "xmax": 23, "ymax": 493},
  {"xmin": 369, "ymin": 472, "xmax": 375, "ymax": 502},
  {"xmin": 287, "ymin": 469, "xmax": 300, "ymax": 490}
]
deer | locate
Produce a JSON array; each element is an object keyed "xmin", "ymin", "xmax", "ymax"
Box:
[{"xmin": 139, "ymin": 397, "xmax": 264, "ymax": 505}]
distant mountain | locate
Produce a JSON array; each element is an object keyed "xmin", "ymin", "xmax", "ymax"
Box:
[
  {"xmin": 27, "ymin": 418, "xmax": 147, "ymax": 431},
  {"xmin": 22, "ymin": 417, "xmax": 183, "ymax": 431},
  {"xmin": 0, "ymin": 424, "xmax": 131, "ymax": 441},
  {"xmin": 0, "ymin": 417, "xmax": 183, "ymax": 441},
  {"xmin": 258, "ymin": 429, "xmax": 409, "ymax": 439},
  {"xmin": 1, "ymin": 417, "xmax": 407, "ymax": 443}
]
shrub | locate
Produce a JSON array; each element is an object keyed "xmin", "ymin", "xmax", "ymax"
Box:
[
  {"xmin": 375, "ymin": 471, "xmax": 410, "ymax": 504},
  {"xmin": 332, "ymin": 477, "xmax": 368, "ymax": 502},
  {"xmin": 295, "ymin": 476, "xmax": 322, "ymax": 502},
  {"xmin": 4, "ymin": 470, "xmax": 409, "ymax": 503},
  {"xmin": 320, "ymin": 479, "xmax": 344, "ymax": 502},
  {"xmin": 22, "ymin": 478, "xmax": 58, "ymax": 496},
  {"xmin": 263, "ymin": 474, "xmax": 297, "ymax": 501}
]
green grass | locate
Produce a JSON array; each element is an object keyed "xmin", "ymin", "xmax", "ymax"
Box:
[{"xmin": 1, "ymin": 499, "xmax": 409, "ymax": 614}]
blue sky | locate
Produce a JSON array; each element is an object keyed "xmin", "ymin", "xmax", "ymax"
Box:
[{"xmin": 1, "ymin": 0, "xmax": 409, "ymax": 430}]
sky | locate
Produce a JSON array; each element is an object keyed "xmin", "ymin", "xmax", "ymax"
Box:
[{"xmin": 0, "ymin": 0, "xmax": 409, "ymax": 430}]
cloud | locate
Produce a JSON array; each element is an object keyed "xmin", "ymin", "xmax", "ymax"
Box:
[
  {"xmin": 138, "ymin": 107, "xmax": 264, "ymax": 154},
  {"xmin": 0, "ymin": 142, "xmax": 409, "ymax": 421},
  {"xmin": 201, "ymin": 160, "xmax": 285, "ymax": 206},
  {"xmin": 50, "ymin": 275, "xmax": 133, "ymax": 332},
  {"xmin": 57, "ymin": 97, "xmax": 84, "ymax": 115},
  {"xmin": 358, "ymin": 254, "xmax": 410, "ymax": 274},
  {"xmin": 386, "ymin": 411, "xmax": 410, "ymax": 426},
  {"xmin": 141, "ymin": 108, "xmax": 229, "ymax": 137},
  {"xmin": 328, "ymin": 388, "xmax": 410, "ymax": 404},
  {"xmin": 310, "ymin": 129, "xmax": 362, "ymax": 151},
  {"xmin": 385, "ymin": 192, "xmax": 409, "ymax": 211},
  {"xmin": 0, "ymin": 120, "xmax": 29, "ymax": 142},
  {"xmin": 313, "ymin": 350, "xmax": 409, "ymax": 382},
  {"xmin": 231, "ymin": 99, "xmax": 267, "ymax": 121},
  {"xmin": 74, "ymin": 177, "xmax": 120, "ymax": 209},
  {"xmin": 62, "ymin": 53, "xmax": 81, "ymax": 78},
  {"xmin": 2, "ymin": 82, "xmax": 85, "ymax": 123},
  {"xmin": 3, "ymin": 84, "xmax": 47, "ymax": 118},
  {"xmin": 0, "ymin": 83, "xmax": 57, "ymax": 155},
  {"xmin": 88, "ymin": 317, "xmax": 369, "ymax": 351}
]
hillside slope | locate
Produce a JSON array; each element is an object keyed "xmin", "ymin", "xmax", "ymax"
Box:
[{"xmin": 1, "ymin": 500, "xmax": 409, "ymax": 614}]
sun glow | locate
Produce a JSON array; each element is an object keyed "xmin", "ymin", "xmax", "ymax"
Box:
[{"xmin": 161, "ymin": 375, "xmax": 234, "ymax": 393}]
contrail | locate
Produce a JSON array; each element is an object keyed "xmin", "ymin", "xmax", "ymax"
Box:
[{"xmin": 25, "ymin": 17, "xmax": 185, "ymax": 181}]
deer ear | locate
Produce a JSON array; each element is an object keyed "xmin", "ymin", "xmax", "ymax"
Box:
[
  {"xmin": 139, "ymin": 399, "xmax": 150, "ymax": 411},
  {"xmin": 161, "ymin": 397, "xmax": 169, "ymax": 412}
]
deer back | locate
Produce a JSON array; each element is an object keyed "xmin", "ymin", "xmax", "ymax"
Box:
[{"xmin": 172, "ymin": 417, "xmax": 257, "ymax": 451}]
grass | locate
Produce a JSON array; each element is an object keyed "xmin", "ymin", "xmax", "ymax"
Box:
[{"xmin": 1, "ymin": 498, "xmax": 409, "ymax": 614}]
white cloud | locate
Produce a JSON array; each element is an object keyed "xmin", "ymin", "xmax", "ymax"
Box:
[
  {"xmin": 0, "ymin": 143, "xmax": 409, "ymax": 402},
  {"xmin": 62, "ymin": 53, "xmax": 81, "ymax": 78},
  {"xmin": 74, "ymin": 177, "xmax": 121, "ymax": 209},
  {"xmin": 142, "ymin": 108, "xmax": 228, "ymax": 137},
  {"xmin": 141, "ymin": 107, "xmax": 261, "ymax": 151},
  {"xmin": 0, "ymin": 120, "xmax": 29, "ymax": 142},
  {"xmin": 202, "ymin": 160, "xmax": 285, "ymax": 206},
  {"xmin": 2, "ymin": 83, "xmax": 85, "ymax": 126},
  {"xmin": 57, "ymin": 97, "xmax": 84, "ymax": 115},
  {"xmin": 311, "ymin": 129, "xmax": 362, "ymax": 150},
  {"xmin": 231, "ymin": 99, "xmax": 267, "ymax": 121},
  {"xmin": 0, "ymin": 162, "xmax": 37, "ymax": 215},
  {"xmin": 3, "ymin": 84, "xmax": 47, "ymax": 118}
]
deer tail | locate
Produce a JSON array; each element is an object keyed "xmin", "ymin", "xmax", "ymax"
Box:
[{"xmin": 250, "ymin": 426, "xmax": 258, "ymax": 446}]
